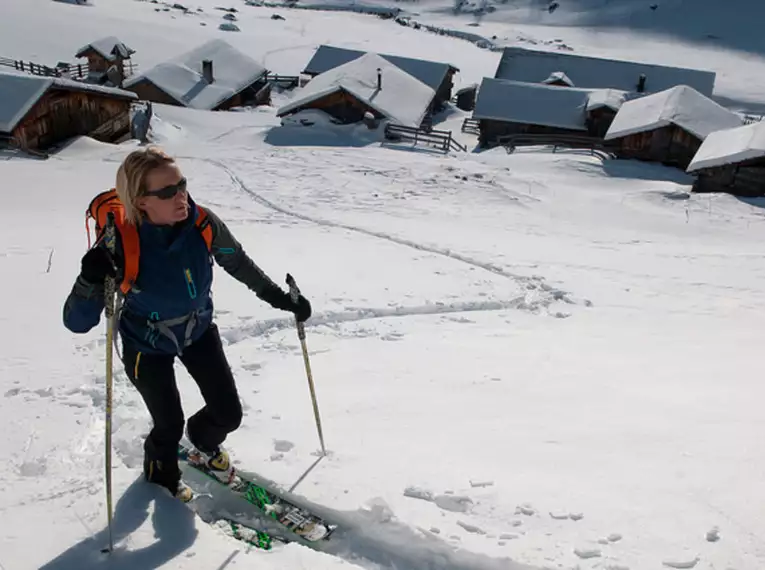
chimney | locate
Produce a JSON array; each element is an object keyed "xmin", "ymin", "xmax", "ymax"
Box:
[
  {"xmin": 202, "ymin": 59, "xmax": 214, "ymax": 84},
  {"xmin": 637, "ymin": 73, "xmax": 646, "ymax": 93},
  {"xmin": 377, "ymin": 67, "xmax": 382, "ymax": 90}
]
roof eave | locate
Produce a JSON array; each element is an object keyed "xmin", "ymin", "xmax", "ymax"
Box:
[{"xmin": 5, "ymin": 82, "xmax": 54, "ymax": 132}]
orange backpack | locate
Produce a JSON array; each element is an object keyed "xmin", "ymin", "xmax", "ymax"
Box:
[{"xmin": 85, "ymin": 189, "xmax": 213, "ymax": 294}]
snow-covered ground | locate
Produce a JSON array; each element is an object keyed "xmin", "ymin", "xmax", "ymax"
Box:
[{"xmin": 1, "ymin": 1, "xmax": 765, "ymax": 569}]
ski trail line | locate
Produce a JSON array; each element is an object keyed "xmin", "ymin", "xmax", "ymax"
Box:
[
  {"xmin": 221, "ymin": 297, "xmax": 565, "ymax": 345},
  {"xmin": 194, "ymin": 157, "xmax": 576, "ymax": 306}
]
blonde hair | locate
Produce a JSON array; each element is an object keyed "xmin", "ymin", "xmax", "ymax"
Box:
[{"xmin": 115, "ymin": 145, "xmax": 176, "ymax": 224}]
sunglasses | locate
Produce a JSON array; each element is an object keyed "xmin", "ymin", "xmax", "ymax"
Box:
[{"xmin": 144, "ymin": 177, "xmax": 187, "ymax": 200}]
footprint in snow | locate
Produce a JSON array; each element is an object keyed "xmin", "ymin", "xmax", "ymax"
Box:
[
  {"xmin": 662, "ymin": 557, "xmax": 700, "ymax": 569},
  {"xmin": 574, "ymin": 547, "xmax": 601, "ymax": 559},
  {"xmin": 404, "ymin": 486, "xmax": 434, "ymax": 502},
  {"xmin": 457, "ymin": 521, "xmax": 486, "ymax": 535},
  {"xmin": 516, "ymin": 504, "xmax": 535, "ymax": 516},
  {"xmin": 273, "ymin": 440, "xmax": 294, "ymax": 452},
  {"xmin": 434, "ymin": 494, "xmax": 473, "ymax": 513}
]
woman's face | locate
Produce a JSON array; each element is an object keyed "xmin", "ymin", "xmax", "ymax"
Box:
[{"xmin": 138, "ymin": 163, "xmax": 189, "ymax": 225}]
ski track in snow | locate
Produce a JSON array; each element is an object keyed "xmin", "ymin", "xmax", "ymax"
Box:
[
  {"xmin": 221, "ymin": 297, "xmax": 566, "ymax": 345},
  {"xmin": 199, "ymin": 157, "xmax": 577, "ymax": 302},
  {"xmin": 181, "ymin": 465, "xmax": 540, "ymax": 570}
]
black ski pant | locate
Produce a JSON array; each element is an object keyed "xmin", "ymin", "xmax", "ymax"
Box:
[{"xmin": 123, "ymin": 322, "xmax": 243, "ymax": 487}]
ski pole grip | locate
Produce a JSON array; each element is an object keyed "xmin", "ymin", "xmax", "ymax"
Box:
[{"xmin": 286, "ymin": 273, "xmax": 300, "ymax": 303}]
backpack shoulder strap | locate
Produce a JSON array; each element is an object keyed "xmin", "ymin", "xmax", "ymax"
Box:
[
  {"xmin": 85, "ymin": 188, "xmax": 140, "ymax": 295},
  {"xmin": 194, "ymin": 205, "xmax": 213, "ymax": 252}
]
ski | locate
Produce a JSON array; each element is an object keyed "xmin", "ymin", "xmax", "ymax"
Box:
[{"xmin": 178, "ymin": 443, "xmax": 338, "ymax": 544}]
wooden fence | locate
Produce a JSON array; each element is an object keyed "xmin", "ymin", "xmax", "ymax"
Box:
[
  {"xmin": 496, "ymin": 133, "xmax": 615, "ymax": 159},
  {"xmin": 265, "ymin": 73, "xmax": 300, "ymax": 88},
  {"xmin": 384, "ymin": 123, "xmax": 466, "ymax": 153},
  {"xmin": 461, "ymin": 117, "xmax": 480, "ymax": 135},
  {"xmin": 0, "ymin": 56, "xmax": 137, "ymax": 81}
]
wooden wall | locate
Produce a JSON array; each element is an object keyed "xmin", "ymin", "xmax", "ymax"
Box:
[
  {"xmin": 479, "ymin": 119, "xmax": 586, "ymax": 147},
  {"xmin": 433, "ymin": 69, "xmax": 456, "ymax": 112},
  {"xmin": 80, "ymin": 49, "xmax": 128, "ymax": 78},
  {"xmin": 693, "ymin": 159, "xmax": 765, "ymax": 197},
  {"xmin": 613, "ymin": 125, "xmax": 701, "ymax": 169},
  {"xmin": 12, "ymin": 89, "xmax": 132, "ymax": 151},
  {"xmin": 125, "ymin": 80, "xmax": 182, "ymax": 106},
  {"xmin": 586, "ymin": 108, "xmax": 617, "ymax": 139},
  {"xmin": 285, "ymin": 90, "xmax": 385, "ymax": 124}
]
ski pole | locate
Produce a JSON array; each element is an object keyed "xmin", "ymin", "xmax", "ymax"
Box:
[
  {"xmin": 102, "ymin": 213, "xmax": 117, "ymax": 554},
  {"xmin": 286, "ymin": 273, "xmax": 326, "ymax": 456}
]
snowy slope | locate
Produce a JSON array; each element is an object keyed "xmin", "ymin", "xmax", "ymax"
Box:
[{"xmin": 2, "ymin": 1, "xmax": 765, "ymax": 570}]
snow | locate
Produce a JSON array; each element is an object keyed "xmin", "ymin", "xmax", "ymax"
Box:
[
  {"xmin": 604, "ymin": 85, "xmax": 744, "ymax": 141},
  {"xmin": 303, "ymin": 44, "xmax": 457, "ymax": 93},
  {"xmin": 0, "ymin": 69, "xmax": 137, "ymax": 133},
  {"xmin": 686, "ymin": 120, "xmax": 765, "ymax": 172},
  {"xmin": 472, "ymin": 78, "xmax": 591, "ymax": 131},
  {"xmin": 75, "ymin": 36, "xmax": 134, "ymax": 62},
  {"xmin": 2, "ymin": 1, "xmax": 765, "ymax": 570},
  {"xmin": 494, "ymin": 46, "xmax": 717, "ymax": 96},
  {"xmin": 541, "ymin": 71, "xmax": 574, "ymax": 87},
  {"xmin": 586, "ymin": 88, "xmax": 628, "ymax": 112},
  {"xmin": 278, "ymin": 52, "xmax": 435, "ymax": 128},
  {"xmin": 123, "ymin": 39, "xmax": 267, "ymax": 110}
]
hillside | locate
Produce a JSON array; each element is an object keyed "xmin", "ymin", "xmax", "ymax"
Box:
[{"xmin": 1, "ymin": 1, "xmax": 764, "ymax": 570}]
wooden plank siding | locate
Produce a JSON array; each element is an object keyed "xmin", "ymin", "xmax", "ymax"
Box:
[
  {"xmin": 11, "ymin": 89, "xmax": 132, "ymax": 151},
  {"xmin": 284, "ymin": 89, "xmax": 386, "ymax": 125},
  {"xmin": 479, "ymin": 119, "xmax": 585, "ymax": 147},
  {"xmin": 611, "ymin": 125, "xmax": 701, "ymax": 169},
  {"xmin": 125, "ymin": 80, "xmax": 181, "ymax": 107},
  {"xmin": 693, "ymin": 158, "xmax": 765, "ymax": 197},
  {"xmin": 433, "ymin": 69, "xmax": 457, "ymax": 111},
  {"xmin": 478, "ymin": 109, "xmax": 617, "ymax": 148}
]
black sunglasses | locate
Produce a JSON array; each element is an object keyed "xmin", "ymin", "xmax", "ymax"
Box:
[{"xmin": 144, "ymin": 177, "xmax": 187, "ymax": 200}]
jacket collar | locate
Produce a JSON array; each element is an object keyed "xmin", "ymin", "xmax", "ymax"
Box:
[{"xmin": 139, "ymin": 195, "xmax": 199, "ymax": 250}]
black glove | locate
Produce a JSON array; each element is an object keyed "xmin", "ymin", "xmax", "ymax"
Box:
[
  {"xmin": 289, "ymin": 293, "xmax": 312, "ymax": 323},
  {"xmin": 261, "ymin": 287, "xmax": 312, "ymax": 322},
  {"xmin": 80, "ymin": 247, "xmax": 116, "ymax": 285}
]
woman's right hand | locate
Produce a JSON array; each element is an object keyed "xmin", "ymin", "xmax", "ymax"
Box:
[{"xmin": 80, "ymin": 247, "xmax": 116, "ymax": 285}]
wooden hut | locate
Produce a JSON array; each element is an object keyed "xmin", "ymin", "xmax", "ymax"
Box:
[
  {"xmin": 494, "ymin": 46, "xmax": 717, "ymax": 96},
  {"xmin": 302, "ymin": 45, "xmax": 458, "ymax": 112},
  {"xmin": 0, "ymin": 70, "xmax": 137, "ymax": 152},
  {"xmin": 123, "ymin": 39, "xmax": 270, "ymax": 110},
  {"xmin": 277, "ymin": 53, "xmax": 435, "ymax": 129},
  {"xmin": 455, "ymin": 84, "xmax": 477, "ymax": 111},
  {"xmin": 604, "ymin": 85, "xmax": 743, "ymax": 169},
  {"xmin": 471, "ymin": 78, "xmax": 626, "ymax": 148},
  {"xmin": 686, "ymin": 121, "xmax": 765, "ymax": 197},
  {"xmin": 75, "ymin": 37, "xmax": 135, "ymax": 86}
]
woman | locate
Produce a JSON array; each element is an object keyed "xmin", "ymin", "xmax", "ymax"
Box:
[{"xmin": 63, "ymin": 146, "xmax": 311, "ymax": 501}]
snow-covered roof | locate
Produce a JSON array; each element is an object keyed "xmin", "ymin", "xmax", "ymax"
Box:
[
  {"xmin": 0, "ymin": 70, "xmax": 137, "ymax": 133},
  {"xmin": 302, "ymin": 45, "xmax": 457, "ymax": 93},
  {"xmin": 279, "ymin": 52, "xmax": 435, "ymax": 128},
  {"xmin": 495, "ymin": 47, "xmax": 716, "ymax": 96},
  {"xmin": 542, "ymin": 71, "xmax": 574, "ymax": 87},
  {"xmin": 586, "ymin": 88, "xmax": 628, "ymax": 112},
  {"xmin": 123, "ymin": 39, "xmax": 267, "ymax": 110},
  {"xmin": 687, "ymin": 121, "xmax": 765, "ymax": 172},
  {"xmin": 76, "ymin": 36, "xmax": 135, "ymax": 61},
  {"xmin": 604, "ymin": 85, "xmax": 743, "ymax": 141},
  {"xmin": 472, "ymin": 78, "xmax": 627, "ymax": 131}
]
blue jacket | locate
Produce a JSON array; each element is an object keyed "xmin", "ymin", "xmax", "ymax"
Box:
[{"xmin": 63, "ymin": 196, "xmax": 285, "ymax": 355}]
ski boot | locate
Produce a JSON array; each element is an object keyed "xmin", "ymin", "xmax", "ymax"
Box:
[{"xmin": 187, "ymin": 445, "xmax": 238, "ymax": 485}]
